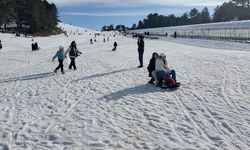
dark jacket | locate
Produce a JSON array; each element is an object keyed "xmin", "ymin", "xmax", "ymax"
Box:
[
  {"xmin": 147, "ymin": 52, "xmax": 157, "ymax": 77},
  {"xmin": 65, "ymin": 46, "xmax": 81, "ymax": 58},
  {"xmin": 114, "ymin": 42, "xmax": 117, "ymax": 47},
  {"xmin": 137, "ymin": 39, "xmax": 144, "ymax": 52}
]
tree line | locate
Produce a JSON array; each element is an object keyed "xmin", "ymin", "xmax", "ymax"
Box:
[
  {"xmin": 101, "ymin": 24, "xmax": 127, "ymax": 32},
  {"xmin": 131, "ymin": 0, "xmax": 250, "ymax": 29},
  {"xmin": 0, "ymin": 0, "xmax": 58, "ymax": 34}
]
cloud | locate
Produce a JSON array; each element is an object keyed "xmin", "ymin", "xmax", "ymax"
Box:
[
  {"xmin": 48, "ymin": 0, "xmax": 228, "ymax": 6},
  {"xmin": 63, "ymin": 12, "xmax": 147, "ymax": 16}
]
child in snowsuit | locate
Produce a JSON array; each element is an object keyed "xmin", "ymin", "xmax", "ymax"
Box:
[{"xmin": 52, "ymin": 45, "xmax": 65, "ymax": 74}]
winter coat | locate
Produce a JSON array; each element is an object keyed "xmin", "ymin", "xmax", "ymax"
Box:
[
  {"xmin": 65, "ymin": 47, "xmax": 81, "ymax": 58},
  {"xmin": 137, "ymin": 39, "xmax": 144, "ymax": 52},
  {"xmin": 0, "ymin": 43, "xmax": 2, "ymax": 49},
  {"xmin": 147, "ymin": 58, "xmax": 156, "ymax": 77},
  {"xmin": 114, "ymin": 42, "xmax": 117, "ymax": 47},
  {"xmin": 155, "ymin": 58, "xmax": 171, "ymax": 73},
  {"xmin": 53, "ymin": 50, "xmax": 65, "ymax": 60}
]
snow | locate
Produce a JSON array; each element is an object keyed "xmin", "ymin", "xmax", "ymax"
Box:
[{"xmin": 0, "ymin": 23, "xmax": 250, "ymax": 150}]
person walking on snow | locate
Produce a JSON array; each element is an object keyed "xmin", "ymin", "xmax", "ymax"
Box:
[
  {"xmin": 65, "ymin": 41, "xmax": 82, "ymax": 70},
  {"xmin": 112, "ymin": 42, "xmax": 117, "ymax": 51},
  {"xmin": 52, "ymin": 45, "xmax": 65, "ymax": 74},
  {"xmin": 137, "ymin": 35, "xmax": 144, "ymax": 68}
]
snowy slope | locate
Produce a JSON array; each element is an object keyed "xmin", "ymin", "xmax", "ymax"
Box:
[{"xmin": 0, "ymin": 23, "xmax": 250, "ymax": 150}]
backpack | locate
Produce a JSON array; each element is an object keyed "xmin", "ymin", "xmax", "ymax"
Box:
[
  {"xmin": 69, "ymin": 49, "xmax": 77, "ymax": 56},
  {"xmin": 165, "ymin": 76, "xmax": 176, "ymax": 87}
]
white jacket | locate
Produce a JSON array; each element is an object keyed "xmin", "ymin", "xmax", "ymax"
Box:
[{"xmin": 155, "ymin": 58, "xmax": 171, "ymax": 73}]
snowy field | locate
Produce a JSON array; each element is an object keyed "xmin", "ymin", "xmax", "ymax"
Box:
[{"xmin": 0, "ymin": 23, "xmax": 250, "ymax": 150}]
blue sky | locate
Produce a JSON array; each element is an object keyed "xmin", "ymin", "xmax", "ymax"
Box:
[{"xmin": 48, "ymin": 0, "xmax": 229, "ymax": 30}]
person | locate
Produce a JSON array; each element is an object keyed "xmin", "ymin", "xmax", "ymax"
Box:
[
  {"xmin": 161, "ymin": 54, "xmax": 177, "ymax": 83},
  {"xmin": 90, "ymin": 39, "xmax": 93, "ymax": 44},
  {"xmin": 52, "ymin": 45, "xmax": 65, "ymax": 74},
  {"xmin": 174, "ymin": 31, "xmax": 177, "ymax": 38},
  {"xmin": 154, "ymin": 53, "xmax": 177, "ymax": 87},
  {"xmin": 147, "ymin": 52, "xmax": 159, "ymax": 84},
  {"xmin": 31, "ymin": 43, "xmax": 35, "ymax": 51},
  {"xmin": 154, "ymin": 53, "xmax": 167, "ymax": 86},
  {"xmin": 0, "ymin": 40, "xmax": 2, "ymax": 50},
  {"xmin": 34, "ymin": 42, "xmax": 39, "ymax": 50},
  {"xmin": 137, "ymin": 35, "xmax": 144, "ymax": 68},
  {"xmin": 112, "ymin": 42, "xmax": 117, "ymax": 51},
  {"xmin": 65, "ymin": 41, "xmax": 82, "ymax": 70}
]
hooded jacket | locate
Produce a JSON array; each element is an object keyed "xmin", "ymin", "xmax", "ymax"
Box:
[
  {"xmin": 53, "ymin": 50, "xmax": 65, "ymax": 60},
  {"xmin": 155, "ymin": 58, "xmax": 171, "ymax": 73}
]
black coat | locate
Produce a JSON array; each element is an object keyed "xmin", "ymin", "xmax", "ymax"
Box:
[
  {"xmin": 137, "ymin": 39, "xmax": 144, "ymax": 52},
  {"xmin": 147, "ymin": 58, "xmax": 155, "ymax": 77}
]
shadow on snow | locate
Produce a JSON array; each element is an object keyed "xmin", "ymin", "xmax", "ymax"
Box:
[
  {"xmin": 101, "ymin": 84, "xmax": 173, "ymax": 101},
  {"xmin": 0, "ymin": 72, "xmax": 55, "ymax": 84},
  {"xmin": 72, "ymin": 68, "xmax": 137, "ymax": 83}
]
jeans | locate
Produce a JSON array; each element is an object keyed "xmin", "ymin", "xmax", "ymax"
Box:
[
  {"xmin": 156, "ymin": 71, "xmax": 168, "ymax": 80},
  {"xmin": 169, "ymin": 70, "xmax": 176, "ymax": 82}
]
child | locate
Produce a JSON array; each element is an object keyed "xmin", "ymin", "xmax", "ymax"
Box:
[{"xmin": 52, "ymin": 45, "xmax": 65, "ymax": 74}]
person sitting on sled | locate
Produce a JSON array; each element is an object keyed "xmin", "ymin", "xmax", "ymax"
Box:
[
  {"xmin": 154, "ymin": 53, "xmax": 178, "ymax": 87},
  {"xmin": 147, "ymin": 52, "xmax": 159, "ymax": 84},
  {"xmin": 161, "ymin": 53, "xmax": 177, "ymax": 83}
]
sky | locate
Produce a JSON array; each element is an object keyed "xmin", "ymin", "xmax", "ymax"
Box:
[{"xmin": 47, "ymin": 0, "xmax": 230, "ymax": 30}]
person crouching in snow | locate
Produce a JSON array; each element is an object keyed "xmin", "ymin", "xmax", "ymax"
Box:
[
  {"xmin": 147, "ymin": 52, "xmax": 159, "ymax": 84},
  {"xmin": 52, "ymin": 45, "xmax": 65, "ymax": 74}
]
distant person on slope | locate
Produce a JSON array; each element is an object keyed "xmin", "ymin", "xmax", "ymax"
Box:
[
  {"xmin": 112, "ymin": 42, "xmax": 117, "ymax": 51},
  {"xmin": 147, "ymin": 52, "xmax": 159, "ymax": 84},
  {"xmin": 137, "ymin": 35, "xmax": 144, "ymax": 68},
  {"xmin": 52, "ymin": 45, "xmax": 65, "ymax": 74},
  {"xmin": 0, "ymin": 40, "xmax": 2, "ymax": 50},
  {"xmin": 65, "ymin": 41, "xmax": 82, "ymax": 70}
]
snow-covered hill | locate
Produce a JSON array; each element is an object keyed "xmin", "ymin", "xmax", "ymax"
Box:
[{"xmin": 0, "ymin": 23, "xmax": 250, "ymax": 150}]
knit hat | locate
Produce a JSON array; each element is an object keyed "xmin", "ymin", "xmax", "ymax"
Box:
[{"xmin": 59, "ymin": 45, "xmax": 64, "ymax": 50}]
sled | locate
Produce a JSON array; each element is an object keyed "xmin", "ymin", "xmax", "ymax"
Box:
[{"xmin": 160, "ymin": 82, "xmax": 181, "ymax": 90}]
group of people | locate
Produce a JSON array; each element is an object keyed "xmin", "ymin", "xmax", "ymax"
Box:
[
  {"xmin": 31, "ymin": 42, "xmax": 39, "ymax": 51},
  {"xmin": 52, "ymin": 36, "xmax": 179, "ymax": 88},
  {"xmin": 52, "ymin": 41, "xmax": 82, "ymax": 74},
  {"xmin": 147, "ymin": 52, "xmax": 179, "ymax": 88}
]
